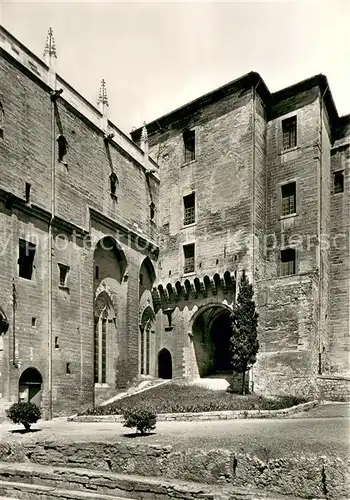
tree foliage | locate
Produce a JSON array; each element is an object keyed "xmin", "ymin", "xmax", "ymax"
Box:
[
  {"xmin": 230, "ymin": 270, "xmax": 259, "ymax": 394},
  {"xmin": 6, "ymin": 402, "xmax": 41, "ymax": 431}
]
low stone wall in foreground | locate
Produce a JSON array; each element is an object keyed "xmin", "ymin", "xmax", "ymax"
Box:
[{"xmin": 0, "ymin": 440, "xmax": 348, "ymax": 499}]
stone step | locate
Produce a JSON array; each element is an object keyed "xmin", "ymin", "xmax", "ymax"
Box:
[
  {"xmin": 0, "ymin": 462, "xmax": 295, "ymax": 500},
  {"xmin": 0, "ymin": 481, "xmax": 129, "ymax": 500}
]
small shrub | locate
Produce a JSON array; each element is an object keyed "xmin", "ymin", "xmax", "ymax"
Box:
[
  {"xmin": 122, "ymin": 406, "xmax": 157, "ymax": 435},
  {"xmin": 6, "ymin": 402, "xmax": 41, "ymax": 431}
]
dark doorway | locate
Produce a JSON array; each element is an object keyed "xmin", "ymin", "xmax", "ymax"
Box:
[
  {"xmin": 158, "ymin": 348, "xmax": 172, "ymax": 379},
  {"xmin": 18, "ymin": 367, "xmax": 42, "ymax": 406},
  {"xmin": 210, "ymin": 311, "xmax": 232, "ymax": 373}
]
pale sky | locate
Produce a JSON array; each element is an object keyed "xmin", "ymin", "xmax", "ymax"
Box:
[{"xmin": 1, "ymin": 0, "xmax": 349, "ymax": 134}]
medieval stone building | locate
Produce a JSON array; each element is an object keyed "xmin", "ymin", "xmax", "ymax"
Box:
[{"xmin": 0, "ymin": 27, "xmax": 349, "ymax": 416}]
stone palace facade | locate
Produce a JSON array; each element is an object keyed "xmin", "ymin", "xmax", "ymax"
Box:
[{"xmin": 0, "ymin": 26, "xmax": 349, "ymax": 416}]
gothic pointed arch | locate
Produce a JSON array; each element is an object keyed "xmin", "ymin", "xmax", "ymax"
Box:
[{"xmin": 93, "ymin": 290, "xmax": 117, "ymax": 385}]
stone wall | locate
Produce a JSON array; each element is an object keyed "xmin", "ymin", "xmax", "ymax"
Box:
[
  {"xmin": 1, "ymin": 440, "xmax": 349, "ymax": 499},
  {"xmin": 317, "ymin": 376, "xmax": 350, "ymax": 402},
  {"xmin": 0, "ymin": 45, "xmax": 159, "ymax": 415},
  {"xmin": 329, "ymin": 127, "xmax": 350, "ymax": 376}
]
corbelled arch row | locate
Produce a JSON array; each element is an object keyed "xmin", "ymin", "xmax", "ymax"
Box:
[
  {"xmin": 151, "ymin": 271, "xmax": 236, "ymax": 381},
  {"xmin": 93, "ymin": 236, "xmax": 128, "ymax": 396}
]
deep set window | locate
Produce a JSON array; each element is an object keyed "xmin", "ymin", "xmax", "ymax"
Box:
[
  {"xmin": 183, "ymin": 193, "xmax": 195, "ymax": 225},
  {"xmin": 57, "ymin": 134, "xmax": 68, "ymax": 163},
  {"xmin": 183, "ymin": 243, "xmax": 195, "ymax": 274},
  {"xmin": 58, "ymin": 263, "xmax": 70, "ymax": 287},
  {"xmin": 110, "ymin": 172, "xmax": 118, "ymax": 196},
  {"xmin": 183, "ymin": 129, "xmax": 195, "ymax": 163},
  {"xmin": 280, "ymin": 248, "xmax": 296, "ymax": 276},
  {"xmin": 281, "ymin": 182, "xmax": 296, "ymax": 216},
  {"xmin": 25, "ymin": 183, "xmax": 31, "ymax": 203},
  {"xmin": 18, "ymin": 239, "xmax": 36, "ymax": 280},
  {"xmin": 150, "ymin": 202, "xmax": 155, "ymax": 221},
  {"xmin": 282, "ymin": 116, "xmax": 297, "ymax": 150},
  {"xmin": 334, "ymin": 171, "xmax": 344, "ymax": 194}
]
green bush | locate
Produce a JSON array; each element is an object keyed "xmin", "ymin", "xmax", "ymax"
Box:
[
  {"xmin": 122, "ymin": 406, "xmax": 157, "ymax": 435},
  {"xmin": 6, "ymin": 402, "xmax": 41, "ymax": 431}
]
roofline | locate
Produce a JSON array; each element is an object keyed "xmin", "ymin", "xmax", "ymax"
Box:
[
  {"xmin": 131, "ymin": 72, "xmax": 344, "ymax": 140},
  {"xmin": 131, "ymin": 71, "xmax": 269, "ymax": 139},
  {"xmin": 0, "ymin": 25, "xmax": 159, "ymax": 173}
]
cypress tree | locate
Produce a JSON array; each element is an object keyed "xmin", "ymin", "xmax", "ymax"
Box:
[{"xmin": 229, "ymin": 270, "xmax": 259, "ymax": 395}]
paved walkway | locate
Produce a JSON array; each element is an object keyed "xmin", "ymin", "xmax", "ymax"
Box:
[{"xmin": 1, "ymin": 403, "xmax": 349, "ymax": 459}]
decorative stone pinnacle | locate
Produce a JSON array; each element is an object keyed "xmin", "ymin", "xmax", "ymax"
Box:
[
  {"xmin": 43, "ymin": 27, "xmax": 57, "ymax": 59},
  {"xmin": 141, "ymin": 122, "xmax": 148, "ymax": 143},
  {"xmin": 97, "ymin": 79, "xmax": 109, "ymax": 107}
]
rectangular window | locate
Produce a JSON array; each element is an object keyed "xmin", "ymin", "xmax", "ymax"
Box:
[
  {"xmin": 183, "ymin": 193, "xmax": 196, "ymax": 225},
  {"xmin": 95, "ymin": 265, "xmax": 99, "ymax": 280},
  {"xmin": 334, "ymin": 171, "xmax": 344, "ymax": 194},
  {"xmin": 58, "ymin": 263, "xmax": 70, "ymax": 287},
  {"xmin": 183, "ymin": 243, "xmax": 195, "ymax": 274},
  {"xmin": 282, "ymin": 116, "xmax": 297, "ymax": 150},
  {"xmin": 281, "ymin": 182, "xmax": 296, "ymax": 216},
  {"xmin": 18, "ymin": 239, "xmax": 36, "ymax": 280},
  {"xmin": 280, "ymin": 248, "xmax": 296, "ymax": 276},
  {"xmin": 183, "ymin": 129, "xmax": 195, "ymax": 163},
  {"xmin": 25, "ymin": 183, "xmax": 31, "ymax": 203}
]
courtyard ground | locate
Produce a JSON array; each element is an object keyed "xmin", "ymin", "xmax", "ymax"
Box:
[{"xmin": 1, "ymin": 403, "xmax": 349, "ymax": 460}]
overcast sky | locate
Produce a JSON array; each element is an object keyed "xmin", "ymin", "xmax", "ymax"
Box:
[{"xmin": 1, "ymin": 0, "xmax": 349, "ymax": 134}]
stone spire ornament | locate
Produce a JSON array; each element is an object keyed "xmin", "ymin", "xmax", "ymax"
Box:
[
  {"xmin": 141, "ymin": 122, "xmax": 149, "ymax": 156},
  {"xmin": 43, "ymin": 27, "xmax": 57, "ymax": 89},
  {"xmin": 43, "ymin": 27, "xmax": 57, "ymax": 59},
  {"xmin": 97, "ymin": 79, "xmax": 109, "ymax": 108},
  {"xmin": 97, "ymin": 79, "xmax": 109, "ymax": 132}
]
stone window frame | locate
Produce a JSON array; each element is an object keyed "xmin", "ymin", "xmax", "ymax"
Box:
[
  {"xmin": 18, "ymin": 238, "xmax": 37, "ymax": 281},
  {"xmin": 58, "ymin": 263, "xmax": 70, "ymax": 290},
  {"xmin": 279, "ymin": 112, "xmax": 300, "ymax": 155},
  {"xmin": 182, "ymin": 128, "xmax": 197, "ymax": 166},
  {"xmin": 278, "ymin": 178, "xmax": 299, "ymax": 220},
  {"xmin": 182, "ymin": 191, "xmax": 197, "ymax": 228},
  {"xmin": 182, "ymin": 241, "xmax": 196, "ymax": 276},
  {"xmin": 57, "ymin": 134, "xmax": 68, "ymax": 165},
  {"xmin": 279, "ymin": 246, "xmax": 298, "ymax": 277},
  {"xmin": 333, "ymin": 170, "xmax": 344, "ymax": 195}
]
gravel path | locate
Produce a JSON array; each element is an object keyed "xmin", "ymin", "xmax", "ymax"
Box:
[{"xmin": 1, "ymin": 403, "xmax": 348, "ymax": 459}]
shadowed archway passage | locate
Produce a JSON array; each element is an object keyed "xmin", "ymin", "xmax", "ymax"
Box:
[
  {"xmin": 158, "ymin": 348, "xmax": 172, "ymax": 379},
  {"xmin": 192, "ymin": 305, "xmax": 233, "ymax": 377},
  {"xmin": 19, "ymin": 367, "xmax": 43, "ymax": 406}
]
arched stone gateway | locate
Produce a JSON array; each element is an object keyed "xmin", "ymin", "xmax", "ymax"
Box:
[
  {"xmin": 18, "ymin": 367, "xmax": 42, "ymax": 406},
  {"xmin": 158, "ymin": 348, "xmax": 172, "ymax": 379},
  {"xmin": 191, "ymin": 304, "xmax": 233, "ymax": 377}
]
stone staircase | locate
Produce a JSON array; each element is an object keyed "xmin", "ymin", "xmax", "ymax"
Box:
[{"xmin": 0, "ymin": 462, "xmax": 299, "ymax": 500}]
